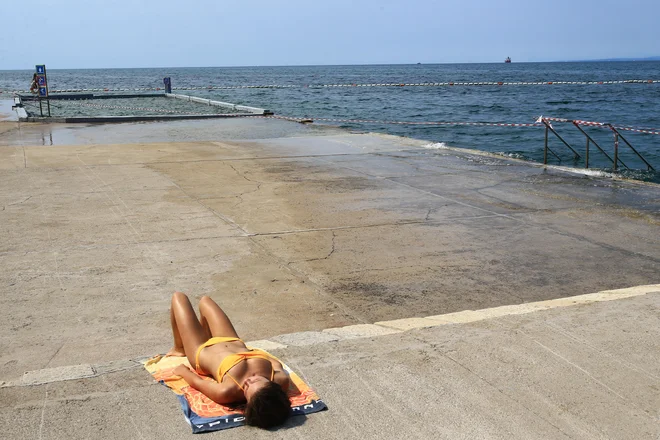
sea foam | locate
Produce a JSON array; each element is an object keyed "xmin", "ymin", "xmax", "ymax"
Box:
[{"xmin": 422, "ymin": 142, "xmax": 449, "ymax": 149}]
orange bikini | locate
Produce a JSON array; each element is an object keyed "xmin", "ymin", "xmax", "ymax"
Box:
[{"xmin": 194, "ymin": 337, "xmax": 275, "ymax": 390}]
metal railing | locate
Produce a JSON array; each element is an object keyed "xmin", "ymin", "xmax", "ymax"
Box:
[{"xmin": 540, "ymin": 117, "xmax": 655, "ymax": 171}]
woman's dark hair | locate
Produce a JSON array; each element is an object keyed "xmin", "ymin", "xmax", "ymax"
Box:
[{"xmin": 244, "ymin": 381, "xmax": 291, "ymax": 429}]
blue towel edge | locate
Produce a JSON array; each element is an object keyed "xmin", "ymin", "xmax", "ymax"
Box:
[{"xmin": 161, "ymin": 380, "xmax": 328, "ymax": 433}]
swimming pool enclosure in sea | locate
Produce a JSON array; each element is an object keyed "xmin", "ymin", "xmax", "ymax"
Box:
[{"xmin": 16, "ymin": 92, "xmax": 270, "ymax": 120}]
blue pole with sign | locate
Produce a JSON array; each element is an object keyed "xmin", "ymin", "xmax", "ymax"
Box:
[{"xmin": 35, "ymin": 64, "xmax": 50, "ymax": 117}]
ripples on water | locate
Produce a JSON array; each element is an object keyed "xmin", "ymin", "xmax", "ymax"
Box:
[{"xmin": 1, "ymin": 62, "xmax": 659, "ymax": 181}]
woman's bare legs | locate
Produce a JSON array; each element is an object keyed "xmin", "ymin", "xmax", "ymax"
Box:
[
  {"xmin": 167, "ymin": 304, "xmax": 187, "ymax": 357},
  {"xmin": 198, "ymin": 296, "xmax": 240, "ymax": 339},
  {"xmin": 169, "ymin": 292, "xmax": 210, "ymax": 365}
]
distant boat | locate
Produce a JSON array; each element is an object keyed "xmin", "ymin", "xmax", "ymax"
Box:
[{"xmin": 505, "ymin": 57, "xmax": 512, "ymax": 63}]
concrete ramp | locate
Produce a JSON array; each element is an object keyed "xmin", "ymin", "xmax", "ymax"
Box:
[{"xmin": 0, "ymin": 120, "xmax": 658, "ymax": 438}]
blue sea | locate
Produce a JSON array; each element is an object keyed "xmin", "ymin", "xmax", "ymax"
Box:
[{"xmin": 1, "ymin": 62, "xmax": 659, "ymax": 180}]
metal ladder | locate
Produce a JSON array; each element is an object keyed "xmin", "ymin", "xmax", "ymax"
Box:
[{"xmin": 539, "ymin": 117, "xmax": 655, "ymax": 172}]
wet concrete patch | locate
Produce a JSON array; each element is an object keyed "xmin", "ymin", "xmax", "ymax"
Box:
[
  {"xmin": 197, "ymin": 165, "xmax": 489, "ymax": 234},
  {"xmin": 0, "ymin": 117, "xmax": 345, "ymax": 147},
  {"xmin": 509, "ymin": 208, "xmax": 660, "ymax": 260},
  {"xmin": 319, "ymin": 153, "xmax": 461, "ymax": 178},
  {"xmin": 254, "ymin": 217, "xmax": 659, "ymax": 323}
]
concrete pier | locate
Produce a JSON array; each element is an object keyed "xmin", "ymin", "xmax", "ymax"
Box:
[
  {"xmin": 166, "ymin": 93, "xmax": 271, "ymax": 114},
  {"xmin": 0, "ymin": 115, "xmax": 658, "ymax": 438}
]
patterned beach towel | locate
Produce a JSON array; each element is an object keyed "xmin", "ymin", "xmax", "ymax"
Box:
[{"xmin": 144, "ymin": 352, "xmax": 327, "ymax": 433}]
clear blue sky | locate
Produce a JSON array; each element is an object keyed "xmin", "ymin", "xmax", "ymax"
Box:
[{"xmin": 1, "ymin": 0, "xmax": 658, "ymax": 69}]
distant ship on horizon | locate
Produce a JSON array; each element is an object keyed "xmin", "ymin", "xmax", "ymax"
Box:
[{"xmin": 505, "ymin": 57, "xmax": 512, "ymax": 63}]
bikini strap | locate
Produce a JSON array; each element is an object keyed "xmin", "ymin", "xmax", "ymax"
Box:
[
  {"xmin": 225, "ymin": 372, "xmax": 244, "ymax": 391},
  {"xmin": 247, "ymin": 350, "xmax": 276, "ymax": 381}
]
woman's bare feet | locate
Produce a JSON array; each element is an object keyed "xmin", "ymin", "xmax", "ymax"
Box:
[{"xmin": 166, "ymin": 347, "xmax": 186, "ymax": 357}]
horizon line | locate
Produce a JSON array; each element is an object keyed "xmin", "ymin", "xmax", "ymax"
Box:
[{"xmin": 1, "ymin": 57, "xmax": 659, "ymax": 71}]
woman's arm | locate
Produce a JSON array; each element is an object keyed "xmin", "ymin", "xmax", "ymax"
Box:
[
  {"xmin": 173, "ymin": 365, "xmax": 235, "ymax": 404},
  {"xmin": 273, "ymin": 369, "xmax": 290, "ymax": 391}
]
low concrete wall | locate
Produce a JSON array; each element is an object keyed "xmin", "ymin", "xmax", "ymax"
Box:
[
  {"xmin": 25, "ymin": 113, "xmax": 262, "ymax": 123},
  {"xmin": 16, "ymin": 107, "xmax": 28, "ymax": 121},
  {"xmin": 7, "ymin": 96, "xmax": 29, "ymax": 122},
  {"xmin": 19, "ymin": 93, "xmax": 168, "ymax": 101},
  {"xmin": 166, "ymin": 93, "xmax": 272, "ymax": 115}
]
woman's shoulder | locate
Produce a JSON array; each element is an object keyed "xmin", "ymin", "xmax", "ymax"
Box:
[{"xmin": 210, "ymin": 381, "xmax": 245, "ymax": 404}]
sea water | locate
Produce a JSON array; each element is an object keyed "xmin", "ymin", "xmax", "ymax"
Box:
[{"xmin": 1, "ymin": 62, "xmax": 659, "ymax": 180}]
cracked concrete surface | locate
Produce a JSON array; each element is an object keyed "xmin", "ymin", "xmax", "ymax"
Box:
[{"xmin": 1, "ymin": 116, "xmax": 659, "ymax": 438}]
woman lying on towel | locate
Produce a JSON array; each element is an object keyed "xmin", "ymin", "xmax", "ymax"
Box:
[{"xmin": 169, "ymin": 292, "xmax": 291, "ymax": 429}]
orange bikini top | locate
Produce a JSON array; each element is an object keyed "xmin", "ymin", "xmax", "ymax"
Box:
[
  {"xmin": 218, "ymin": 350, "xmax": 275, "ymax": 390},
  {"xmin": 194, "ymin": 337, "xmax": 275, "ymax": 391}
]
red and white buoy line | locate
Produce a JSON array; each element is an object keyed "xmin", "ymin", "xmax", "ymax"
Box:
[
  {"xmin": 2, "ymin": 87, "xmax": 170, "ymax": 94},
  {"xmin": 541, "ymin": 117, "xmax": 660, "ymax": 135},
  {"xmin": 266, "ymin": 115, "xmax": 660, "ymax": 136},
  {"xmin": 268, "ymin": 114, "xmax": 543, "ymax": 127},
  {"xmin": 2, "ymin": 79, "xmax": 659, "ymax": 95}
]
